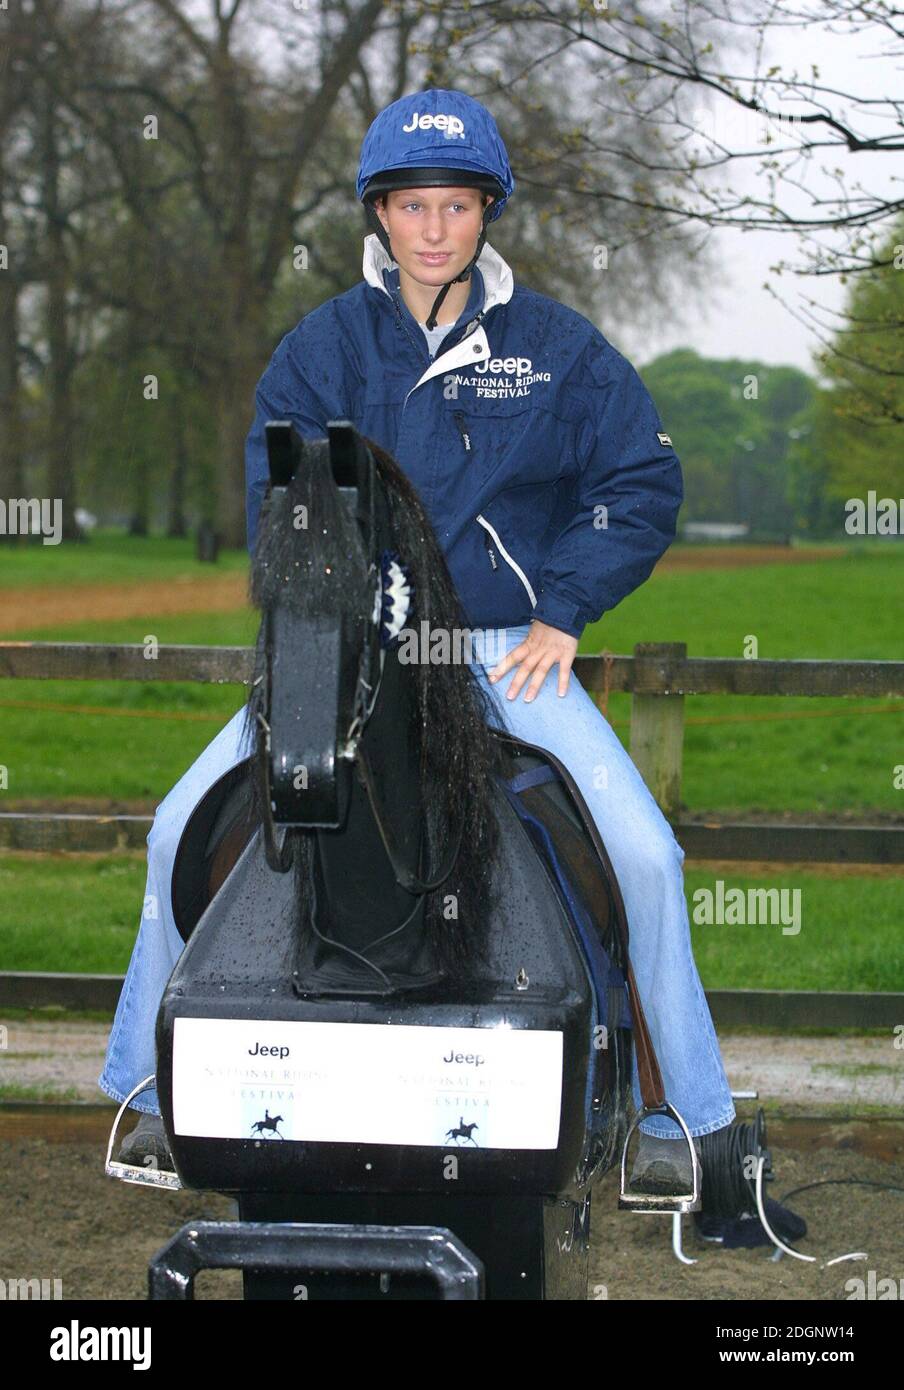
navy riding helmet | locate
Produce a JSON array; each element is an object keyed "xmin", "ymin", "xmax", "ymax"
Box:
[{"xmin": 357, "ymin": 88, "xmax": 515, "ymax": 329}]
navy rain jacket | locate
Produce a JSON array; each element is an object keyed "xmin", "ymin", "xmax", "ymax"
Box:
[{"xmin": 245, "ymin": 234, "xmax": 683, "ymax": 641}]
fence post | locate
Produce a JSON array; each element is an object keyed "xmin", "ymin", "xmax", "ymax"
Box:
[{"xmin": 629, "ymin": 642, "xmax": 686, "ymax": 821}]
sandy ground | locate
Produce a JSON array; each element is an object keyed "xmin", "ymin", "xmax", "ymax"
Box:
[
  {"xmin": 0, "ymin": 1108, "xmax": 900, "ymax": 1301},
  {"xmin": 587, "ymin": 1131, "xmax": 904, "ymax": 1302},
  {"xmin": 0, "ymin": 1021, "xmax": 901, "ymax": 1300}
]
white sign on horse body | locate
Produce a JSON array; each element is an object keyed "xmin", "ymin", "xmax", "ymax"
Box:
[{"xmin": 172, "ymin": 1017, "xmax": 563, "ymax": 1149}]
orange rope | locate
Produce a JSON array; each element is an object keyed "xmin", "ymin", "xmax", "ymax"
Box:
[{"xmin": 0, "ymin": 698, "xmax": 228, "ymax": 723}]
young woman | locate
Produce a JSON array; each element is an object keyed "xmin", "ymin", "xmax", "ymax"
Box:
[{"xmin": 101, "ymin": 88, "xmax": 737, "ymax": 1195}]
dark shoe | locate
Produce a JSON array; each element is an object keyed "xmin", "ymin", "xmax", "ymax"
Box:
[
  {"xmin": 695, "ymin": 1200, "xmax": 807, "ymax": 1249},
  {"xmin": 629, "ymin": 1130, "xmax": 702, "ymax": 1196},
  {"xmin": 117, "ymin": 1111, "xmax": 174, "ymax": 1171}
]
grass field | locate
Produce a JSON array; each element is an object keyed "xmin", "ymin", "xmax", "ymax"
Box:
[
  {"xmin": 0, "ymin": 532, "xmax": 248, "ymax": 588},
  {"xmin": 1, "ymin": 537, "xmax": 901, "ymax": 812},
  {"xmin": 1, "ymin": 533, "xmax": 901, "ymax": 990},
  {"xmin": 0, "ymin": 853, "xmax": 900, "ymax": 991}
]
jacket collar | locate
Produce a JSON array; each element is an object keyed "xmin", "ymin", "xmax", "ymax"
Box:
[
  {"xmin": 362, "ymin": 232, "xmax": 514, "ymax": 317},
  {"xmin": 362, "ymin": 233, "xmax": 514, "ymax": 395}
]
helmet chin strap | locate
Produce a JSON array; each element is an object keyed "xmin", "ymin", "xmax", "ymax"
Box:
[{"xmin": 368, "ymin": 200, "xmax": 495, "ymax": 331}]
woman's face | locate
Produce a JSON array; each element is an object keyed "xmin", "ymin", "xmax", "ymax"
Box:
[{"xmin": 374, "ymin": 186, "xmax": 494, "ymax": 285}]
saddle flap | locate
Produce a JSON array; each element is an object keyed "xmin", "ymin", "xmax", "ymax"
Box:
[
  {"xmin": 489, "ymin": 732, "xmax": 632, "ymax": 1036},
  {"xmin": 487, "ymin": 727, "xmax": 665, "ymax": 1111}
]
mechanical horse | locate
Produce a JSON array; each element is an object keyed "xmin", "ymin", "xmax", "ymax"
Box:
[{"xmin": 105, "ymin": 420, "xmax": 697, "ymax": 1300}]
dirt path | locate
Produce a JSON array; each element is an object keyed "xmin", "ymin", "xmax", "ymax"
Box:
[
  {"xmin": 656, "ymin": 545, "xmax": 845, "ymax": 572},
  {"xmin": 3, "ymin": 1021, "xmax": 902, "ymax": 1114},
  {"xmin": 0, "ymin": 574, "xmax": 250, "ymax": 634},
  {"xmin": 0, "ymin": 546, "xmax": 846, "ymax": 635}
]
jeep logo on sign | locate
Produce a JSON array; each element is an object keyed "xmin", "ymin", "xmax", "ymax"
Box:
[
  {"xmin": 402, "ymin": 112, "xmax": 466, "ymax": 138},
  {"xmin": 474, "ymin": 356, "xmax": 533, "ymax": 376}
]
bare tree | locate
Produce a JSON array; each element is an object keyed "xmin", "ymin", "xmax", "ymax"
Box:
[
  {"xmin": 3, "ymin": 0, "xmax": 734, "ymax": 544},
  {"xmin": 0, "ymin": 2, "xmax": 40, "ymax": 525},
  {"xmin": 421, "ymin": 0, "xmax": 904, "ymax": 401},
  {"xmin": 34, "ymin": 0, "xmax": 389, "ymax": 545}
]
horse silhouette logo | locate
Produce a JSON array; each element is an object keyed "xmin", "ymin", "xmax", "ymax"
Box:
[
  {"xmin": 444, "ymin": 1116, "xmax": 479, "ymax": 1147},
  {"xmin": 250, "ymin": 1109, "xmax": 285, "ymax": 1139}
]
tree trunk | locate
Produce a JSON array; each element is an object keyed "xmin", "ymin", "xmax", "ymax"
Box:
[
  {"xmin": 168, "ymin": 387, "xmax": 187, "ymax": 538},
  {"xmin": 40, "ymin": 86, "xmax": 80, "ymax": 541},
  {"xmin": 0, "ymin": 149, "xmax": 26, "ymax": 521},
  {"xmin": 215, "ymin": 261, "xmax": 268, "ymax": 550},
  {"xmin": 216, "ymin": 351, "xmax": 265, "ymax": 550}
]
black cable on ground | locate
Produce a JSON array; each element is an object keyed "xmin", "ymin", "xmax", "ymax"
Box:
[
  {"xmin": 780, "ymin": 1178, "xmax": 904, "ymax": 1201},
  {"xmin": 698, "ymin": 1107, "xmax": 772, "ymax": 1218}
]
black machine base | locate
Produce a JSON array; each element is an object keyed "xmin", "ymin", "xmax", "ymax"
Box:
[{"xmin": 232, "ymin": 1191, "xmax": 592, "ymax": 1300}]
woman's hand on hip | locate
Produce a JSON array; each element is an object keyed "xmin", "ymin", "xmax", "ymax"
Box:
[{"xmin": 487, "ymin": 620, "xmax": 579, "ymax": 702}]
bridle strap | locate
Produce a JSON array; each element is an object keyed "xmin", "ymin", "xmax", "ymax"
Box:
[{"xmin": 353, "ymin": 734, "xmax": 465, "ymax": 896}]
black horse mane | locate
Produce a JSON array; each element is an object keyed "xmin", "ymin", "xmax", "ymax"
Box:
[{"xmin": 241, "ymin": 432, "xmax": 509, "ymax": 976}]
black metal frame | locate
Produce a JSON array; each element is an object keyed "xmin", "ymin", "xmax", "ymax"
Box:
[{"xmin": 148, "ymin": 1221, "xmax": 484, "ymax": 1300}]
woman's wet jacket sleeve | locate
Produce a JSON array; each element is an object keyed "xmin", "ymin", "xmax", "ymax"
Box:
[
  {"xmin": 244, "ymin": 330, "xmax": 333, "ymax": 557},
  {"xmin": 532, "ymin": 340, "xmax": 683, "ymax": 640}
]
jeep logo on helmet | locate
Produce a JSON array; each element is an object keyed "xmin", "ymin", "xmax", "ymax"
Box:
[
  {"xmin": 474, "ymin": 356, "xmax": 533, "ymax": 376},
  {"xmin": 401, "ymin": 112, "xmax": 466, "ymax": 138}
]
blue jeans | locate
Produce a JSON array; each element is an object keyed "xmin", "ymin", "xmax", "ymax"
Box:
[{"xmin": 98, "ymin": 624, "xmax": 736, "ymax": 1140}]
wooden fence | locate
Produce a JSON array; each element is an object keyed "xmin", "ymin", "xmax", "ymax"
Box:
[{"xmin": 1, "ymin": 639, "xmax": 902, "ymax": 1027}]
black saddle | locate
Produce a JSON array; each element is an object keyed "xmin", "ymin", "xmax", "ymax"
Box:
[{"xmin": 170, "ymin": 727, "xmax": 656, "ymax": 1097}]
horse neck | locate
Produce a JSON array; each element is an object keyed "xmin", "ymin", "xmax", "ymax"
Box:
[{"xmin": 313, "ymin": 644, "xmax": 428, "ymax": 953}]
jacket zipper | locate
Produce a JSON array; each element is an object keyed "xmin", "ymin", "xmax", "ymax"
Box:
[
  {"xmin": 475, "ymin": 514, "xmax": 537, "ymax": 607},
  {"xmin": 393, "ymin": 294, "xmax": 489, "ymax": 420},
  {"xmin": 453, "ymin": 411, "xmax": 471, "ymax": 451},
  {"xmin": 391, "ymin": 289, "xmax": 428, "ymax": 359}
]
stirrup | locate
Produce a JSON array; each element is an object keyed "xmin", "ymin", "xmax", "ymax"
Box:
[
  {"xmin": 104, "ymin": 1074, "xmax": 183, "ymax": 1190},
  {"xmin": 618, "ymin": 1102, "xmax": 701, "ymax": 1214}
]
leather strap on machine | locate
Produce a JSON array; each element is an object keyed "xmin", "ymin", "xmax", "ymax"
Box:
[
  {"xmin": 496, "ymin": 733, "xmax": 666, "ymax": 1111},
  {"xmin": 354, "ymin": 736, "xmax": 466, "ymax": 896}
]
